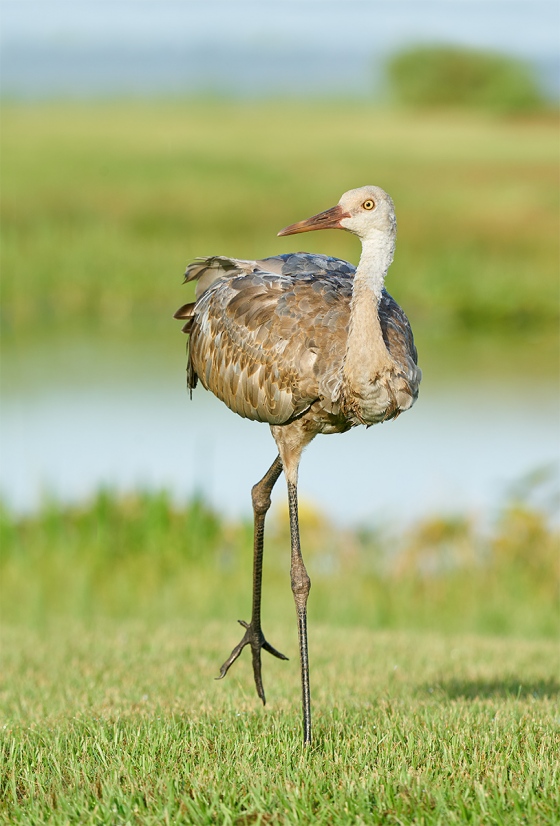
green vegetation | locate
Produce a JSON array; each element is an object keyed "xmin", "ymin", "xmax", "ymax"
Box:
[
  {"xmin": 1, "ymin": 493, "xmax": 559, "ymax": 823},
  {"xmin": 1, "ymin": 101, "xmax": 558, "ymax": 344},
  {"xmin": 2, "ymin": 491, "xmax": 558, "ymax": 636},
  {"xmin": 387, "ymin": 46, "xmax": 545, "ymax": 113},
  {"xmin": 2, "ymin": 624, "xmax": 558, "ymax": 825}
]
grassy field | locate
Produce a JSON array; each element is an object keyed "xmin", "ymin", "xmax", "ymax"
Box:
[
  {"xmin": 2, "ymin": 622, "xmax": 558, "ymax": 825},
  {"xmin": 1, "ymin": 493, "xmax": 559, "ymax": 823},
  {"xmin": 1, "ymin": 101, "xmax": 558, "ymax": 344}
]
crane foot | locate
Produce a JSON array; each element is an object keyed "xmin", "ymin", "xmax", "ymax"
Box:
[{"xmin": 216, "ymin": 620, "xmax": 288, "ymax": 705}]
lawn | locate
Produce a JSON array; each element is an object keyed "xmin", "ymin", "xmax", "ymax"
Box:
[
  {"xmin": 2, "ymin": 622, "xmax": 558, "ymax": 825},
  {"xmin": 1, "ymin": 494, "xmax": 558, "ymax": 824}
]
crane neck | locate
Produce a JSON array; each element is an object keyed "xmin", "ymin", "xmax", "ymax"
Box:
[
  {"xmin": 341, "ymin": 229, "xmax": 397, "ymax": 407},
  {"xmin": 353, "ymin": 229, "xmax": 395, "ymax": 301}
]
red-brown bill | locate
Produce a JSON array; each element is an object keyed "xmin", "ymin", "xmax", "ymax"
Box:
[{"xmin": 277, "ymin": 204, "xmax": 351, "ymax": 237}]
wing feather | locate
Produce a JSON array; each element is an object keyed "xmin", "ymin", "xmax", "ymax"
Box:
[
  {"xmin": 177, "ymin": 252, "xmax": 419, "ymax": 424},
  {"xmin": 181, "ymin": 256, "xmax": 354, "ymax": 423}
]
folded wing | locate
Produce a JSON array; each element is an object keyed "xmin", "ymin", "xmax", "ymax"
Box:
[{"xmin": 176, "ymin": 254, "xmax": 355, "ymax": 424}]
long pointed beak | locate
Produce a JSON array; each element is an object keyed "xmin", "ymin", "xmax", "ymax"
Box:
[{"xmin": 277, "ymin": 204, "xmax": 350, "ymax": 237}]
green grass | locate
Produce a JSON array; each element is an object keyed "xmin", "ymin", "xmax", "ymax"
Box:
[
  {"xmin": 1, "ymin": 493, "xmax": 559, "ymax": 823},
  {"xmin": 2, "ymin": 623, "xmax": 559, "ymax": 825},
  {"xmin": 1, "ymin": 100, "xmax": 558, "ymax": 343}
]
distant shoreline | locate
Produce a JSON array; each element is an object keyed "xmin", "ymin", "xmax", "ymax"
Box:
[{"xmin": 1, "ymin": 42, "xmax": 558, "ymax": 101}]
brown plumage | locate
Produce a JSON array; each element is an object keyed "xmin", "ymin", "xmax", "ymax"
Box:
[{"xmin": 175, "ymin": 186, "xmax": 421, "ymax": 744}]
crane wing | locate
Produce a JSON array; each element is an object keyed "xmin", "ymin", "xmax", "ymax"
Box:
[
  {"xmin": 379, "ymin": 292, "xmax": 421, "ymax": 388},
  {"xmin": 179, "ymin": 254, "xmax": 355, "ymax": 424},
  {"xmin": 176, "ymin": 253, "xmax": 420, "ymax": 424}
]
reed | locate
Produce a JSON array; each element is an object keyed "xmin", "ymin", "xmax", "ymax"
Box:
[{"xmin": 1, "ymin": 491, "xmax": 557, "ymax": 635}]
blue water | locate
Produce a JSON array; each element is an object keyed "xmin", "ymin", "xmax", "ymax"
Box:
[
  {"xmin": 2, "ymin": 332, "xmax": 558, "ymax": 526},
  {"xmin": 1, "ymin": 1, "xmax": 558, "ymax": 99}
]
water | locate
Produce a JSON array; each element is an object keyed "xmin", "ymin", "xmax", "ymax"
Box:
[
  {"xmin": 1, "ymin": 329, "xmax": 558, "ymax": 526},
  {"xmin": 1, "ymin": 1, "xmax": 558, "ymax": 99}
]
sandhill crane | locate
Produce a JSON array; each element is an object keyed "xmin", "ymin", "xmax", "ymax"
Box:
[{"xmin": 175, "ymin": 185, "xmax": 421, "ymax": 744}]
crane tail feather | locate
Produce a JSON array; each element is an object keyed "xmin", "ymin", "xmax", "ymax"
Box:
[
  {"xmin": 184, "ymin": 256, "xmax": 258, "ymax": 299},
  {"xmin": 174, "ymin": 301, "xmax": 196, "ymax": 334}
]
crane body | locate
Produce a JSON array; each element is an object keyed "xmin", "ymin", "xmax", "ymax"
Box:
[{"xmin": 175, "ymin": 186, "xmax": 421, "ymax": 744}]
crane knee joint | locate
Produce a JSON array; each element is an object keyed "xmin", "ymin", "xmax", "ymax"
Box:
[
  {"xmin": 291, "ymin": 571, "xmax": 311, "ymax": 601},
  {"xmin": 251, "ymin": 483, "xmax": 272, "ymax": 515}
]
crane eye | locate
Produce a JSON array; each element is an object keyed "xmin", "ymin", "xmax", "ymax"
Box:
[{"xmin": 362, "ymin": 199, "xmax": 375, "ymax": 210}]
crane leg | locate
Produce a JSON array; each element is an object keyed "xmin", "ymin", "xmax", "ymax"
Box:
[
  {"xmin": 216, "ymin": 455, "xmax": 288, "ymax": 703},
  {"xmin": 287, "ymin": 479, "xmax": 312, "ymax": 745}
]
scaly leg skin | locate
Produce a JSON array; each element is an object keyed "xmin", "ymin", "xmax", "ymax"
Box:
[
  {"xmin": 216, "ymin": 456, "xmax": 288, "ymax": 704},
  {"xmin": 287, "ymin": 479, "xmax": 312, "ymax": 745}
]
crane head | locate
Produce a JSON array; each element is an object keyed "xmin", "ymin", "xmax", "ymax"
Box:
[{"xmin": 278, "ymin": 185, "xmax": 396, "ymax": 241}]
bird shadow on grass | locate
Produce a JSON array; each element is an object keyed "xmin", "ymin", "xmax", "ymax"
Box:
[{"xmin": 419, "ymin": 678, "xmax": 560, "ymax": 701}]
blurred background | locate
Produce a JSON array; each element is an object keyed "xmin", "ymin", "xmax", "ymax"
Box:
[{"xmin": 1, "ymin": 1, "xmax": 558, "ymax": 631}]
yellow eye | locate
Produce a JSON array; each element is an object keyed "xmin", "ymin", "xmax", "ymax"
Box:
[{"xmin": 363, "ymin": 199, "xmax": 375, "ymax": 210}]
